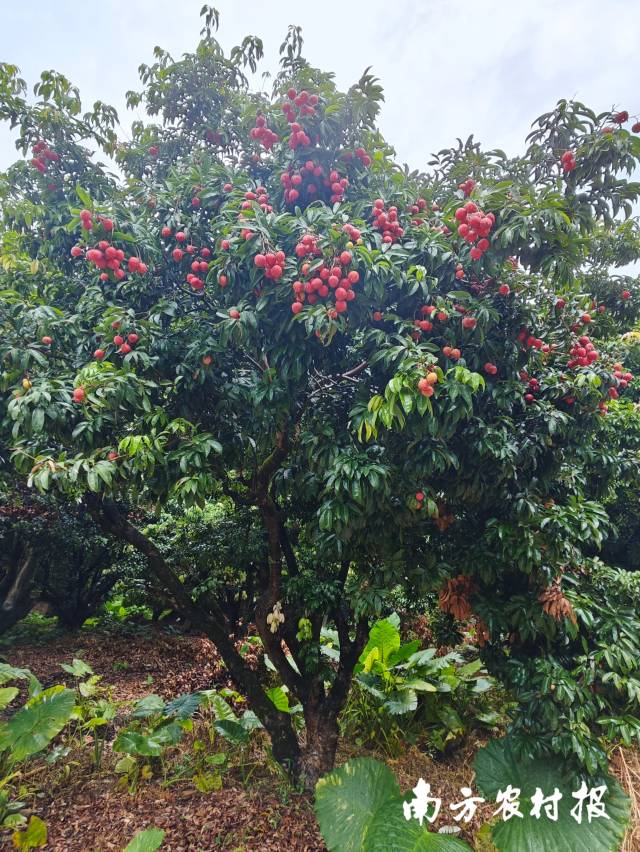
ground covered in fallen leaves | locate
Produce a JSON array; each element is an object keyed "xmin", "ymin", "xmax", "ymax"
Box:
[{"xmin": 1, "ymin": 621, "xmax": 637, "ymax": 851}]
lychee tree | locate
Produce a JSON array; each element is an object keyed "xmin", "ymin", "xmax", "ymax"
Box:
[{"xmin": 1, "ymin": 9, "xmax": 640, "ymax": 787}]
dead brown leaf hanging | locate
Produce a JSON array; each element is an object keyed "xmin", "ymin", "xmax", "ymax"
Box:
[
  {"xmin": 539, "ymin": 577, "xmax": 577, "ymax": 625},
  {"xmin": 439, "ymin": 574, "xmax": 476, "ymax": 620}
]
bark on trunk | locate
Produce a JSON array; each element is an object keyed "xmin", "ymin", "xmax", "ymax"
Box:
[
  {"xmin": 298, "ymin": 705, "xmax": 342, "ymax": 791},
  {"xmin": 85, "ymin": 496, "xmax": 302, "ymax": 777}
]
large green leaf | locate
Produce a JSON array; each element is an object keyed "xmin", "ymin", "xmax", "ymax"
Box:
[
  {"xmin": 213, "ymin": 719, "xmax": 250, "ymax": 744},
  {"xmin": 60, "ymin": 658, "xmax": 93, "ymax": 678},
  {"xmin": 266, "ymin": 685, "xmax": 291, "ymax": 713},
  {"xmin": 357, "ymin": 618, "xmax": 401, "ymax": 673},
  {"xmin": 112, "ymin": 724, "xmax": 183, "ymax": 757},
  {"xmin": 474, "ymin": 738, "xmax": 630, "ymax": 852},
  {"xmin": 124, "ymin": 827, "xmax": 165, "ymax": 851},
  {"xmin": 0, "ymin": 664, "xmax": 41, "ymax": 695},
  {"xmin": 131, "ymin": 694, "xmax": 165, "ymax": 718},
  {"xmin": 0, "ymin": 687, "xmax": 75, "ymax": 761},
  {"xmin": 367, "ymin": 804, "xmax": 472, "ymax": 851},
  {"xmin": 384, "ymin": 688, "xmax": 418, "ymax": 715},
  {"xmin": 0, "ymin": 687, "xmax": 19, "ymax": 710},
  {"xmin": 315, "ymin": 758, "xmax": 471, "ymax": 852},
  {"xmin": 163, "ymin": 692, "xmax": 203, "ymax": 720}
]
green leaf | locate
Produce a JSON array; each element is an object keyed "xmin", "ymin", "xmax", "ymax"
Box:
[
  {"xmin": 131, "ymin": 694, "xmax": 165, "ymax": 718},
  {"xmin": 0, "ymin": 687, "xmax": 19, "ymax": 710},
  {"xmin": 266, "ymin": 686, "xmax": 291, "ymax": 713},
  {"xmin": 163, "ymin": 692, "xmax": 203, "ymax": 720},
  {"xmin": 113, "ymin": 730, "xmax": 164, "ymax": 757},
  {"xmin": 60, "ymin": 659, "xmax": 93, "ymax": 678},
  {"xmin": 474, "ymin": 738, "xmax": 630, "ymax": 852},
  {"xmin": 385, "ymin": 689, "xmax": 418, "ymax": 715},
  {"xmin": 315, "ymin": 757, "xmax": 401, "ymax": 851},
  {"xmin": 75, "ymin": 184, "xmax": 93, "ymax": 209},
  {"xmin": 366, "ymin": 805, "xmax": 472, "ymax": 851},
  {"xmin": 0, "ymin": 688, "xmax": 75, "ymax": 762},
  {"xmin": 124, "ymin": 827, "xmax": 165, "ymax": 852},
  {"xmin": 358, "ymin": 618, "xmax": 401, "ymax": 672},
  {"xmin": 213, "ymin": 719, "xmax": 250, "ymax": 744},
  {"xmin": 12, "ymin": 815, "xmax": 47, "ymax": 849},
  {"xmin": 315, "ymin": 758, "xmax": 471, "ymax": 851}
]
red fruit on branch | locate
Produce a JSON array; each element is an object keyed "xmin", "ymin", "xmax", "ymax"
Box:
[
  {"xmin": 41, "ymin": 336, "xmax": 53, "ymax": 345},
  {"xmin": 418, "ymin": 378, "xmax": 434, "ymax": 396},
  {"xmin": 73, "ymin": 387, "xmax": 86, "ymax": 403}
]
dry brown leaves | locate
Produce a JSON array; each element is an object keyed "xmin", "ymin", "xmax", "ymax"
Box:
[
  {"xmin": 611, "ymin": 746, "xmax": 640, "ymax": 852},
  {"xmin": 438, "ymin": 575, "xmax": 476, "ymax": 621},
  {"xmin": 538, "ymin": 578, "xmax": 577, "ymax": 625}
]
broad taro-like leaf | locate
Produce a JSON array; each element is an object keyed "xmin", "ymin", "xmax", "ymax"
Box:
[
  {"xmin": 131, "ymin": 694, "xmax": 165, "ymax": 718},
  {"xmin": 474, "ymin": 738, "xmax": 630, "ymax": 852},
  {"xmin": 357, "ymin": 618, "xmax": 401, "ymax": 673},
  {"xmin": 113, "ymin": 730, "xmax": 164, "ymax": 757},
  {"xmin": 0, "ymin": 687, "xmax": 19, "ymax": 710},
  {"xmin": 213, "ymin": 719, "xmax": 250, "ymax": 744},
  {"xmin": 367, "ymin": 805, "xmax": 472, "ymax": 851},
  {"xmin": 0, "ymin": 687, "xmax": 75, "ymax": 762},
  {"xmin": 315, "ymin": 758, "xmax": 471, "ymax": 852},
  {"xmin": 60, "ymin": 658, "xmax": 93, "ymax": 678},
  {"xmin": 124, "ymin": 827, "xmax": 165, "ymax": 851},
  {"xmin": 112, "ymin": 722, "xmax": 183, "ymax": 758},
  {"xmin": 0, "ymin": 664, "xmax": 41, "ymax": 696},
  {"xmin": 163, "ymin": 692, "xmax": 203, "ymax": 720},
  {"xmin": 384, "ymin": 688, "xmax": 418, "ymax": 716},
  {"xmin": 266, "ymin": 685, "xmax": 291, "ymax": 713}
]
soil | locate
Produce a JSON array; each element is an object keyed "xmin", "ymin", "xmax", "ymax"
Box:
[{"xmin": 0, "ymin": 623, "xmax": 637, "ymax": 851}]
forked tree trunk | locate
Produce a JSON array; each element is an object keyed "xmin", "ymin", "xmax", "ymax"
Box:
[{"xmin": 87, "ymin": 496, "xmax": 365, "ymax": 791}]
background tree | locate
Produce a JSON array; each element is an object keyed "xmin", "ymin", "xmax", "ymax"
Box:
[
  {"xmin": 0, "ymin": 484, "xmax": 128, "ymax": 631},
  {"xmin": 1, "ymin": 8, "xmax": 639, "ymax": 788}
]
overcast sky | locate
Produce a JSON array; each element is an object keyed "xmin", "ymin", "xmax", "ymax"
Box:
[{"xmin": 0, "ymin": 0, "xmax": 638, "ymax": 172}]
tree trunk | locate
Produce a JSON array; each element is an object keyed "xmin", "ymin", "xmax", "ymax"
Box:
[
  {"xmin": 0, "ymin": 546, "xmax": 36, "ymax": 635},
  {"xmin": 298, "ymin": 703, "xmax": 342, "ymax": 791},
  {"xmin": 86, "ymin": 496, "xmax": 302, "ymax": 776}
]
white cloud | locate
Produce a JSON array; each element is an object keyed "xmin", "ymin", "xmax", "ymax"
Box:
[{"xmin": 0, "ymin": 0, "xmax": 638, "ymax": 170}]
